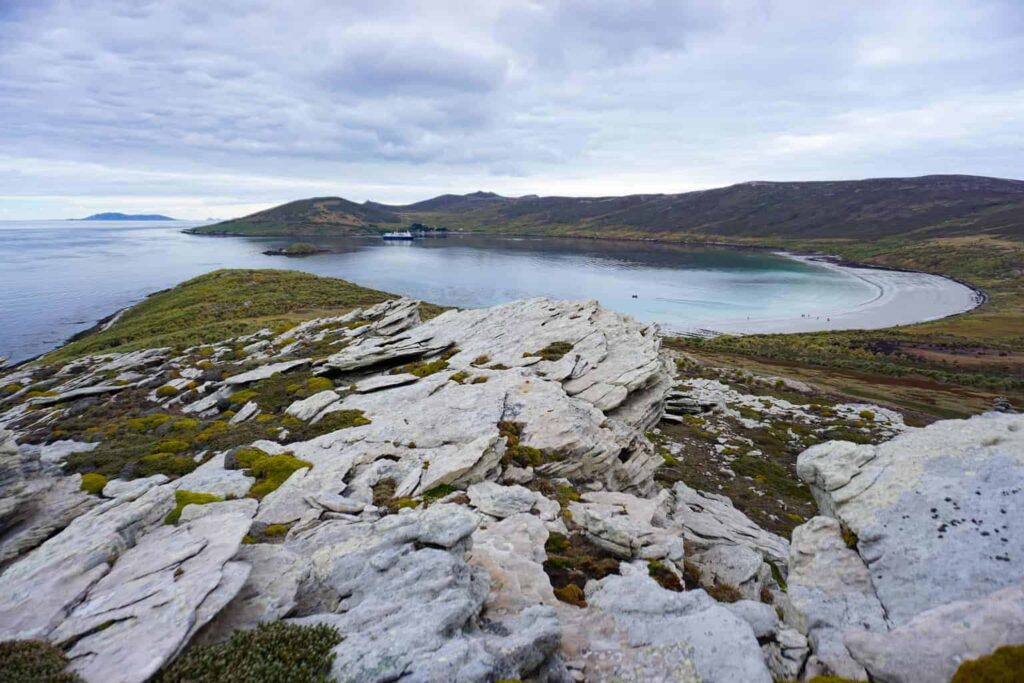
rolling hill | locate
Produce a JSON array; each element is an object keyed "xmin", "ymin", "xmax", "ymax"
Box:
[{"xmin": 189, "ymin": 175, "xmax": 1024, "ymax": 241}]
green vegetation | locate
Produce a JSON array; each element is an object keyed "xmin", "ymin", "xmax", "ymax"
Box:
[
  {"xmin": 281, "ymin": 242, "xmax": 322, "ymax": 255},
  {"xmin": 497, "ymin": 421, "xmax": 550, "ymax": 467},
  {"xmin": 393, "ymin": 347, "xmax": 460, "ymax": 378},
  {"xmin": 706, "ymin": 582, "xmax": 743, "ymax": 603},
  {"xmin": 543, "ymin": 531, "xmax": 619, "ymax": 606},
  {"xmin": 524, "ymin": 341, "xmax": 574, "ymax": 362},
  {"xmin": 154, "ymin": 622, "xmax": 342, "ymax": 683},
  {"xmin": 80, "ymin": 472, "xmax": 108, "ymax": 495},
  {"xmin": 422, "ymin": 484, "xmax": 458, "ymax": 503},
  {"xmin": 165, "ymin": 490, "xmax": 223, "ymax": 524},
  {"xmin": 647, "ymin": 560, "xmax": 683, "ymax": 592},
  {"xmin": 156, "ymin": 385, "xmax": 179, "ymax": 398},
  {"xmin": 0, "ymin": 639, "xmax": 85, "ymax": 683},
  {"xmin": 48, "ymin": 270, "xmax": 394, "ymax": 362},
  {"xmin": 952, "ymin": 644, "xmax": 1024, "ymax": 682},
  {"xmin": 245, "ymin": 453, "xmax": 312, "ymax": 498}
]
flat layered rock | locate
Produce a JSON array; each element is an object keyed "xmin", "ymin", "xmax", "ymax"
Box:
[
  {"xmin": 670, "ymin": 481, "xmax": 789, "ymax": 567},
  {"xmin": 53, "ymin": 506, "xmax": 254, "ymax": 683},
  {"xmin": 223, "ymin": 358, "xmax": 310, "ymax": 385}
]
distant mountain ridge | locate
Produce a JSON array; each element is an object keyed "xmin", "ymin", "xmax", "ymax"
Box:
[
  {"xmin": 76, "ymin": 212, "xmax": 175, "ymax": 221},
  {"xmin": 189, "ymin": 174, "xmax": 1024, "ymax": 241}
]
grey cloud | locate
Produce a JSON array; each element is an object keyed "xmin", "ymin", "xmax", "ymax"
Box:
[{"xmin": 0, "ymin": 0, "xmax": 1021, "ymax": 219}]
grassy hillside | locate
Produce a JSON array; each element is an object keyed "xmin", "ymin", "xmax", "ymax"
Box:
[
  {"xmin": 188, "ymin": 175, "xmax": 1024, "ymax": 240},
  {"xmin": 48, "ymin": 270, "xmax": 398, "ymax": 361},
  {"xmin": 189, "ymin": 197, "xmax": 402, "ymax": 236}
]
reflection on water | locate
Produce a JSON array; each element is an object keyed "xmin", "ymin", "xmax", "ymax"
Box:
[{"xmin": 0, "ymin": 221, "xmax": 873, "ymax": 363}]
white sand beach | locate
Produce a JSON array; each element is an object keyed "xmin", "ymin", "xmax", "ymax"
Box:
[{"xmin": 688, "ymin": 253, "xmax": 983, "ymax": 335}]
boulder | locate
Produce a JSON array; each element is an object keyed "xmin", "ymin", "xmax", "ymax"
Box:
[
  {"xmin": 223, "ymin": 358, "xmax": 310, "ymax": 385},
  {"xmin": 285, "ymin": 390, "xmax": 340, "ymax": 421},
  {"xmin": 845, "ymin": 580, "xmax": 1024, "ymax": 683},
  {"xmin": 288, "ymin": 504, "xmax": 562, "ymax": 682},
  {"xmin": 670, "ymin": 481, "xmax": 789, "ymax": 567},
  {"xmin": 468, "ymin": 513, "xmax": 557, "ymax": 613},
  {"xmin": 797, "ymin": 412, "xmax": 1024, "ymax": 625},
  {"xmin": 691, "ymin": 543, "xmax": 771, "ymax": 601},
  {"xmin": 467, "ymin": 481, "xmax": 538, "ymax": 518},
  {"xmin": 571, "ymin": 574, "xmax": 772, "ymax": 682},
  {"xmin": 784, "ymin": 516, "xmax": 887, "ymax": 681},
  {"xmin": 194, "ymin": 543, "xmax": 310, "ymax": 646}
]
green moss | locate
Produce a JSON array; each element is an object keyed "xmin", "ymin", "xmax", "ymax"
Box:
[
  {"xmin": 449, "ymin": 370, "xmax": 470, "ymax": 384},
  {"xmin": 841, "ymin": 525, "xmax": 859, "ymax": 549},
  {"xmin": 525, "ymin": 341, "xmax": 574, "ymax": 362},
  {"xmin": 422, "ymin": 484, "xmax": 458, "ymax": 503},
  {"xmin": 730, "ymin": 455, "xmax": 812, "ymax": 502},
  {"xmin": 648, "ymin": 560, "xmax": 683, "ymax": 592},
  {"xmin": 553, "ymin": 584, "xmax": 586, "ymax": 607},
  {"xmin": 227, "ymin": 389, "xmax": 258, "ymax": 406},
  {"xmin": 156, "ymin": 385, "xmax": 179, "ymax": 398},
  {"xmin": 264, "ymin": 524, "xmax": 290, "ymax": 537},
  {"xmin": 393, "ymin": 348, "xmax": 460, "ymax": 378},
  {"xmin": 153, "ymin": 439, "xmax": 190, "ymax": 454},
  {"xmin": 138, "ymin": 452, "xmax": 198, "ymax": 478},
  {"xmin": 498, "ymin": 421, "xmax": 561, "ymax": 468},
  {"xmin": 471, "ymin": 355, "xmax": 490, "ymax": 366},
  {"xmin": 153, "ymin": 621, "xmax": 342, "ymax": 683},
  {"xmin": 285, "ymin": 409, "xmax": 370, "ymax": 442},
  {"xmin": 952, "ymin": 644, "xmax": 1024, "ymax": 682},
  {"xmin": 165, "ymin": 490, "xmax": 223, "ymax": 524},
  {"xmin": 304, "ymin": 376, "xmax": 334, "ymax": 393},
  {"xmin": 169, "ymin": 418, "xmax": 200, "ymax": 432},
  {"xmin": 0, "ymin": 639, "xmax": 85, "ymax": 682},
  {"xmin": 232, "ymin": 446, "xmax": 268, "ymax": 469},
  {"xmin": 80, "ymin": 472, "xmax": 108, "ymax": 495},
  {"xmin": 245, "ymin": 453, "xmax": 312, "ymax": 498},
  {"xmin": 470, "ymin": 376, "xmax": 489, "ymax": 384},
  {"xmin": 2, "ymin": 383, "xmax": 24, "ymax": 394},
  {"xmin": 707, "ymin": 582, "xmax": 743, "ymax": 603}
]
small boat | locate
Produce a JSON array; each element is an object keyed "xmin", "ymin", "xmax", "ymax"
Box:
[{"xmin": 382, "ymin": 231, "xmax": 415, "ymax": 241}]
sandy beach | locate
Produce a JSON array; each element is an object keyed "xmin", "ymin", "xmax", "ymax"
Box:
[{"xmin": 685, "ymin": 252, "xmax": 984, "ymax": 335}]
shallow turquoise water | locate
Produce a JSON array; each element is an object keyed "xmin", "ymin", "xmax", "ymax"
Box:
[{"xmin": 0, "ymin": 221, "xmax": 877, "ymax": 363}]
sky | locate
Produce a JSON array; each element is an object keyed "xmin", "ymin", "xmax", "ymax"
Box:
[{"xmin": 1, "ymin": 0, "xmax": 1022, "ymax": 220}]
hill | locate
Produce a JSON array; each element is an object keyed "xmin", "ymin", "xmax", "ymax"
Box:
[
  {"xmin": 189, "ymin": 174, "xmax": 1024, "ymax": 241},
  {"xmin": 77, "ymin": 212, "xmax": 175, "ymax": 221},
  {"xmin": 187, "ymin": 197, "xmax": 402, "ymax": 236}
]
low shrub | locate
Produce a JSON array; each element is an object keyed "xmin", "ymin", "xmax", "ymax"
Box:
[
  {"xmin": 80, "ymin": 472, "xmax": 108, "ymax": 495},
  {"xmin": 0, "ymin": 639, "xmax": 85, "ymax": 682},
  {"xmin": 951, "ymin": 644, "xmax": 1024, "ymax": 682},
  {"xmin": 153, "ymin": 621, "xmax": 342, "ymax": 683},
  {"xmin": 524, "ymin": 341, "xmax": 574, "ymax": 362},
  {"xmin": 156, "ymin": 385, "xmax": 179, "ymax": 398}
]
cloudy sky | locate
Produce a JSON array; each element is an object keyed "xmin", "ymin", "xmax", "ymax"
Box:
[{"xmin": 1, "ymin": 0, "xmax": 1022, "ymax": 220}]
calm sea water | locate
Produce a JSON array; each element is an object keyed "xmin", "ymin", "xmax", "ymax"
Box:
[{"xmin": 0, "ymin": 220, "xmax": 879, "ymax": 363}]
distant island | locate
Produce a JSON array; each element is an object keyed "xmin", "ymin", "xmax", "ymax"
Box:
[{"xmin": 74, "ymin": 212, "xmax": 176, "ymax": 221}]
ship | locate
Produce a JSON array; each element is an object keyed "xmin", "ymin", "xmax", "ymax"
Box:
[{"xmin": 382, "ymin": 231, "xmax": 415, "ymax": 241}]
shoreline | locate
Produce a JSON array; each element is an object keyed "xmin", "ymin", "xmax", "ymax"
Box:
[{"xmin": 673, "ymin": 252, "xmax": 983, "ymax": 337}]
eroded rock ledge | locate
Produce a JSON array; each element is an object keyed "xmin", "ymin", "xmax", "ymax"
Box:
[{"xmin": 0, "ymin": 296, "xmax": 1019, "ymax": 682}]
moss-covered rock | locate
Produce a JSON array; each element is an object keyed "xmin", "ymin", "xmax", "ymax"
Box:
[
  {"xmin": 0, "ymin": 639, "xmax": 85, "ymax": 682},
  {"xmin": 165, "ymin": 490, "xmax": 224, "ymax": 524},
  {"xmin": 155, "ymin": 385, "xmax": 179, "ymax": 398},
  {"xmin": 153, "ymin": 621, "xmax": 342, "ymax": 683},
  {"xmin": 525, "ymin": 341, "xmax": 574, "ymax": 362}
]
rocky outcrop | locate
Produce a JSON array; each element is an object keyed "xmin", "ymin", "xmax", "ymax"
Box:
[
  {"xmin": 289, "ymin": 504, "xmax": 563, "ymax": 682},
  {"xmin": 787, "ymin": 412, "xmax": 1024, "ymax": 679},
  {"xmin": 562, "ymin": 574, "xmax": 772, "ymax": 682}
]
